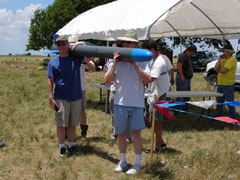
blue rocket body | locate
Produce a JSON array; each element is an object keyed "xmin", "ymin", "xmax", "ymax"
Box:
[{"xmin": 51, "ymin": 45, "xmax": 153, "ymax": 62}]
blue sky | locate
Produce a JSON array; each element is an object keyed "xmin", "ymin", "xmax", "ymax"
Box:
[
  {"xmin": 0, "ymin": 0, "xmax": 54, "ymax": 55},
  {"xmin": 0, "ymin": 0, "xmax": 239, "ymax": 55}
]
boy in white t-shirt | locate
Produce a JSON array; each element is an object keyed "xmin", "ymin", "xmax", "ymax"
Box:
[{"xmin": 143, "ymin": 40, "xmax": 171, "ymax": 153}]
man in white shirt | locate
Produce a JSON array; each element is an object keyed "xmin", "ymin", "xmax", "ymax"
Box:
[
  {"xmin": 143, "ymin": 39, "xmax": 171, "ymax": 152},
  {"xmin": 104, "ymin": 31, "xmax": 150, "ymax": 175},
  {"xmin": 157, "ymin": 48, "xmax": 175, "ymax": 86}
]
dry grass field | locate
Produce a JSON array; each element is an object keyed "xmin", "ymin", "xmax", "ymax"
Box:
[{"xmin": 0, "ymin": 55, "xmax": 240, "ymax": 180}]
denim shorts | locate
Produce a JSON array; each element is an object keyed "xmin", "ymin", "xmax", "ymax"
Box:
[{"xmin": 113, "ymin": 105, "xmax": 145, "ymax": 134}]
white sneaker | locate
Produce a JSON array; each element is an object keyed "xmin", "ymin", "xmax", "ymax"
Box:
[
  {"xmin": 126, "ymin": 164, "xmax": 142, "ymax": 175},
  {"xmin": 114, "ymin": 161, "xmax": 128, "ymax": 172},
  {"xmin": 126, "ymin": 138, "xmax": 132, "ymax": 143},
  {"xmin": 236, "ymin": 150, "xmax": 240, "ymax": 155}
]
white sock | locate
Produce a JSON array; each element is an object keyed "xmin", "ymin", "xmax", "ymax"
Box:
[
  {"xmin": 59, "ymin": 144, "xmax": 65, "ymax": 149},
  {"xmin": 135, "ymin": 154, "xmax": 142, "ymax": 167},
  {"xmin": 68, "ymin": 142, "xmax": 75, "ymax": 148},
  {"xmin": 120, "ymin": 153, "xmax": 127, "ymax": 163}
]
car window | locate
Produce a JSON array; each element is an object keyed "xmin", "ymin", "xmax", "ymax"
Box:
[
  {"xmin": 235, "ymin": 51, "xmax": 240, "ymax": 61},
  {"xmin": 202, "ymin": 52, "xmax": 207, "ymax": 58},
  {"xmin": 206, "ymin": 52, "xmax": 213, "ymax": 57},
  {"xmin": 192, "ymin": 51, "xmax": 210, "ymax": 61}
]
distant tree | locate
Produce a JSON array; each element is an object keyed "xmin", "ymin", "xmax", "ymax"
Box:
[
  {"xmin": 170, "ymin": 37, "xmax": 230, "ymax": 51},
  {"xmin": 26, "ymin": 0, "xmax": 114, "ymax": 51},
  {"xmin": 26, "ymin": 8, "xmax": 47, "ymax": 51},
  {"xmin": 8, "ymin": 53, "xmax": 12, "ymax": 56}
]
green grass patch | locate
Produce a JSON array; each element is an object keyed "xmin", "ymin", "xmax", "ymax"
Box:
[{"xmin": 0, "ymin": 56, "xmax": 239, "ymax": 179}]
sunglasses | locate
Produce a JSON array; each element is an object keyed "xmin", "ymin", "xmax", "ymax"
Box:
[
  {"xmin": 56, "ymin": 42, "xmax": 67, "ymax": 47},
  {"xmin": 121, "ymin": 41, "xmax": 131, "ymax": 44}
]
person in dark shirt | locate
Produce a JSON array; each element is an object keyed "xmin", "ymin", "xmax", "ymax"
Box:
[
  {"xmin": 47, "ymin": 36, "xmax": 84, "ymax": 157},
  {"xmin": 176, "ymin": 45, "xmax": 197, "ymax": 111}
]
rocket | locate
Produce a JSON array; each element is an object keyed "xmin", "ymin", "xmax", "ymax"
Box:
[{"xmin": 50, "ymin": 45, "xmax": 153, "ymax": 62}]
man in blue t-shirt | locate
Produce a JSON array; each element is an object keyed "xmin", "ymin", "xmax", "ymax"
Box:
[{"xmin": 47, "ymin": 35, "xmax": 84, "ymax": 157}]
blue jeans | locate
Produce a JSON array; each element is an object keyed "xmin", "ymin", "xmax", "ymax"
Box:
[
  {"xmin": 114, "ymin": 105, "xmax": 145, "ymax": 134},
  {"xmin": 216, "ymin": 84, "xmax": 236, "ymax": 119},
  {"xmin": 176, "ymin": 75, "xmax": 191, "ymax": 111},
  {"xmin": 109, "ymin": 92, "xmax": 132, "ymax": 139}
]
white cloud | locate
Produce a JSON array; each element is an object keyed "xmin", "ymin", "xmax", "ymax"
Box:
[
  {"xmin": 0, "ymin": 3, "xmax": 42, "ymax": 54},
  {"xmin": 0, "ymin": 9, "xmax": 13, "ymax": 25},
  {"xmin": 16, "ymin": 4, "xmax": 41, "ymax": 28}
]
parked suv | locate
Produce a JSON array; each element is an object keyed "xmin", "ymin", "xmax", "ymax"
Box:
[
  {"xmin": 42, "ymin": 58, "xmax": 50, "ymax": 67},
  {"xmin": 192, "ymin": 51, "xmax": 217, "ymax": 71},
  {"xmin": 204, "ymin": 50, "xmax": 240, "ymax": 89}
]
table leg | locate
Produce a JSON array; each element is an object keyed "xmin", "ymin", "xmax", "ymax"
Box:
[
  {"xmin": 94, "ymin": 88, "xmax": 103, "ymax": 109},
  {"xmin": 197, "ymin": 97, "xmax": 205, "ymax": 122}
]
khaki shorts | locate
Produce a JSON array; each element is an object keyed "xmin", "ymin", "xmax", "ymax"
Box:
[
  {"xmin": 55, "ymin": 99, "xmax": 81, "ymax": 127},
  {"xmin": 81, "ymin": 91, "xmax": 87, "ymax": 110}
]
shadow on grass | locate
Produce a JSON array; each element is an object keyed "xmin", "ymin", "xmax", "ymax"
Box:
[
  {"xmin": 68, "ymin": 144, "xmax": 119, "ymax": 164},
  {"xmin": 76, "ymin": 136, "xmax": 106, "ymax": 142},
  {"xmin": 159, "ymin": 147, "xmax": 181, "ymax": 155},
  {"xmin": 163, "ymin": 105, "xmax": 240, "ymax": 132},
  {"xmin": 142, "ymin": 161, "xmax": 174, "ymax": 179},
  {"xmin": 143, "ymin": 147, "xmax": 182, "ymax": 155},
  {"xmin": 76, "ymin": 136, "xmax": 117, "ymax": 146},
  {"xmin": 69, "ymin": 137, "xmax": 119, "ymax": 164}
]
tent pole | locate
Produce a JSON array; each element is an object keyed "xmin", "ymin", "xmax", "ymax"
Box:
[
  {"xmin": 180, "ymin": 38, "xmax": 183, "ymax": 53},
  {"xmin": 222, "ymin": 35, "xmax": 226, "ymax": 47},
  {"xmin": 164, "ymin": 20, "xmax": 183, "ymax": 53},
  {"xmin": 190, "ymin": 2, "xmax": 224, "ymax": 36}
]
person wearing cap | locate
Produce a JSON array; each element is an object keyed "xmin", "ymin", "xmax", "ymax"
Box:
[
  {"xmin": 214, "ymin": 44, "xmax": 237, "ymax": 119},
  {"xmin": 104, "ymin": 31, "xmax": 151, "ymax": 175},
  {"xmin": 47, "ymin": 35, "xmax": 85, "ymax": 157},
  {"xmin": 68, "ymin": 36, "xmax": 95, "ymax": 138},
  {"xmin": 142, "ymin": 39, "xmax": 170, "ymax": 153},
  {"xmin": 176, "ymin": 44, "xmax": 197, "ymax": 111}
]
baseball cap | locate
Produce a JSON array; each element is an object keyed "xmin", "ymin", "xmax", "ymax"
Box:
[{"xmin": 55, "ymin": 36, "xmax": 68, "ymax": 44}]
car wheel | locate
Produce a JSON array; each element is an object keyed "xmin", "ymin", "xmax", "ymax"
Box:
[{"xmin": 208, "ymin": 74, "xmax": 217, "ymax": 90}]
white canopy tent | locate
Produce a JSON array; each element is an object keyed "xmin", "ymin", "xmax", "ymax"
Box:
[
  {"xmin": 57, "ymin": 0, "xmax": 240, "ymax": 41},
  {"xmin": 151, "ymin": 0, "xmax": 240, "ymax": 40},
  {"xmin": 57, "ymin": 0, "xmax": 180, "ymax": 40}
]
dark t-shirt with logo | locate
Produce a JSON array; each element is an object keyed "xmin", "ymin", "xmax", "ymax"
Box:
[
  {"xmin": 177, "ymin": 53, "xmax": 193, "ymax": 79},
  {"xmin": 48, "ymin": 55, "xmax": 84, "ymax": 102}
]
